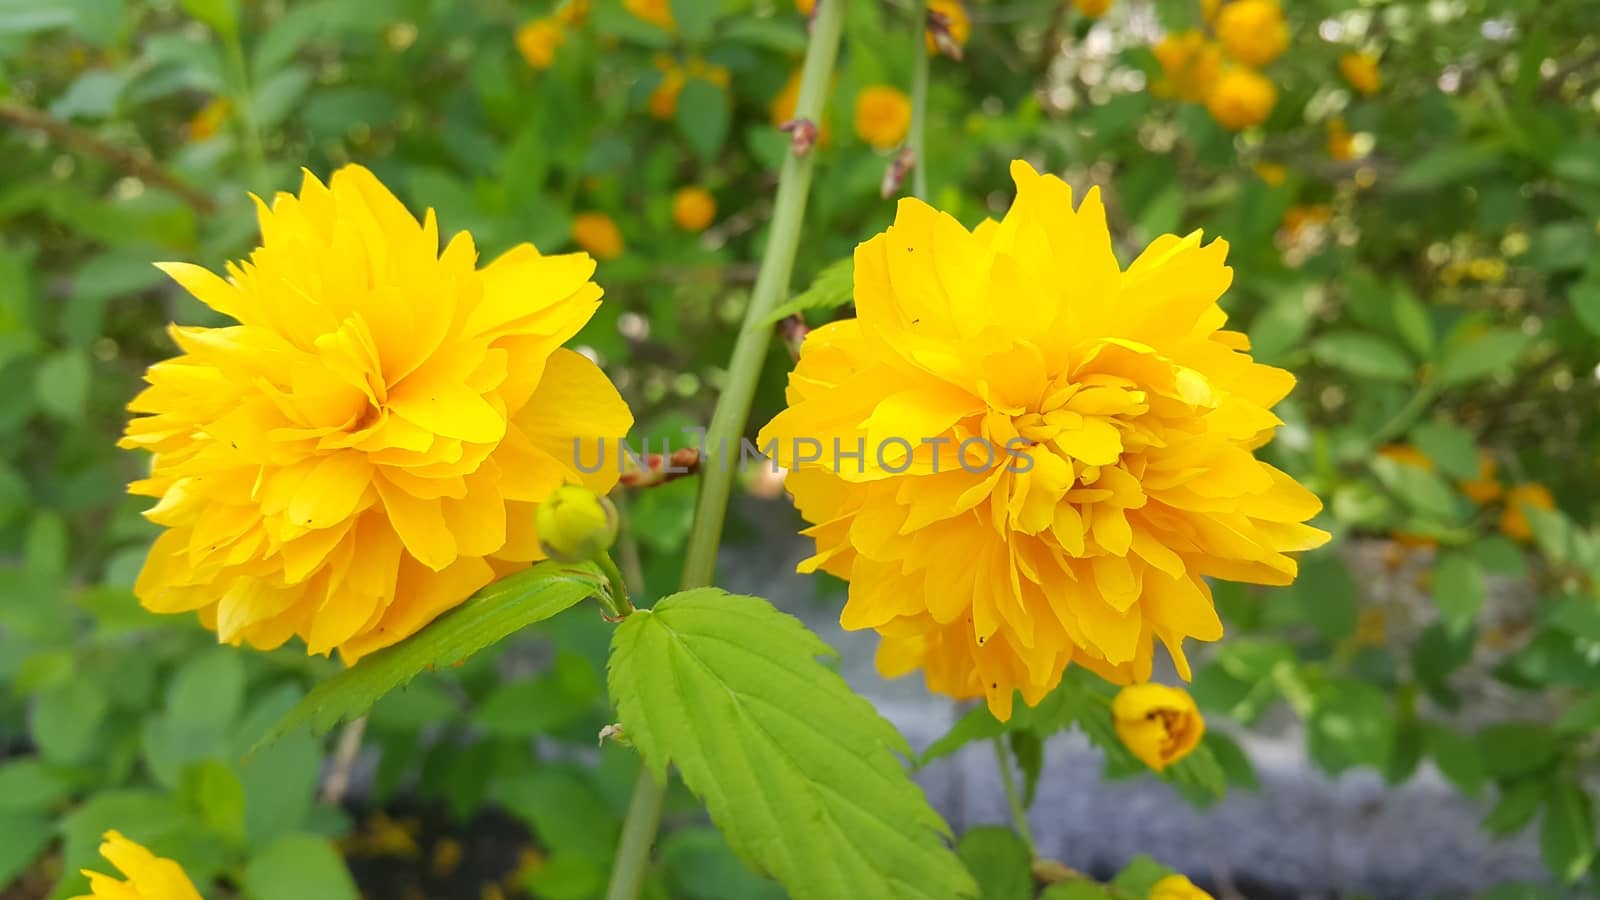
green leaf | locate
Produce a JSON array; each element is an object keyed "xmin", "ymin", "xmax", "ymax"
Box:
[
  {"xmin": 180, "ymin": 760, "xmax": 246, "ymax": 841},
  {"xmin": 1424, "ymin": 725, "xmax": 1485, "ymax": 795},
  {"xmin": 1434, "ymin": 551, "xmax": 1486, "ymax": 632},
  {"xmin": 1434, "ymin": 329, "xmax": 1530, "ymax": 386},
  {"xmin": 956, "ymin": 827, "xmax": 1032, "ymax": 900},
  {"xmin": 1310, "ymin": 332, "xmax": 1414, "ymax": 382},
  {"xmin": 1203, "ymin": 731, "xmax": 1258, "ymax": 790},
  {"xmin": 1485, "ymin": 781, "xmax": 1546, "ymax": 837},
  {"xmin": 1410, "ymin": 421, "xmax": 1478, "ymax": 481},
  {"xmin": 1110, "ymin": 855, "xmax": 1174, "ymax": 896},
  {"xmin": 1572, "ymin": 281, "xmax": 1600, "ymax": 337},
  {"xmin": 0, "ymin": 760, "xmax": 70, "ymax": 812},
  {"xmin": 762, "ymin": 257, "xmax": 854, "ymax": 326},
  {"xmin": 921, "ymin": 705, "xmax": 1010, "ymax": 767},
  {"xmin": 497, "ymin": 764, "xmax": 620, "ymax": 861},
  {"xmin": 1394, "ymin": 144, "xmax": 1503, "ymax": 190},
  {"xmin": 1041, "ymin": 884, "xmax": 1115, "ymax": 900},
  {"xmin": 180, "ymin": 0, "xmax": 238, "ymax": 39},
  {"xmin": 608, "ymin": 588, "xmax": 975, "ymax": 900},
  {"xmin": 1294, "ymin": 554, "xmax": 1359, "ymax": 641},
  {"xmin": 168, "ymin": 646, "xmax": 246, "ymax": 729},
  {"xmin": 0, "ymin": 812, "xmax": 53, "ymax": 887},
  {"xmin": 1308, "ymin": 680, "xmax": 1394, "ymax": 774},
  {"xmin": 243, "ymin": 834, "xmax": 358, "ymax": 900},
  {"xmin": 34, "ymin": 348, "xmax": 91, "ymax": 422},
  {"xmin": 1477, "ymin": 723, "xmax": 1561, "ymax": 779},
  {"xmin": 1391, "ymin": 283, "xmax": 1434, "ymax": 357},
  {"xmin": 1169, "ymin": 741, "xmax": 1227, "ymax": 804},
  {"xmin": 30, "ymin": 678, "xmax": 106, "ymax": 765},
  {"xmin": 659, "ymin": 827, "xmax": 786, "ymax": 900},
  {"xmin": 255, "ymin": 562, "xmax": 603, "ymax": 749},
  {"xmin": 1372, "ymin": 457, "xmax": 1460, "ymax": 522},
  {"xmin": 1540, "ymin": 783, "xmax": 1596, "ymax": 884},
  {"xmin": 676, "ymin": 79, "xmax": 731, "ymax": 163},
  {"xmin": 1009, "ymin": 730, "xmax": 1043, "ymax": 807},
  {"xmin": 1557, "ymin": 692, "xmax": 1600, "ymax": 734}
]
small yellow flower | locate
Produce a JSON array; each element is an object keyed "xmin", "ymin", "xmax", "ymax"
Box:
[
  {"xmin": 1326, "ymin": 116, "xmax": 1355, "ymax": 161},
  {"xmin": 555, "ymin": 0, "xmax": 590, "ymax": 25},
  {"xmin": 1206, "ymin": 67, "xmax": 1276, "ymax": 131},
  {"xmin": 1112, "ymin": 683, "xmax": 1205, "ymax": 772},
  {"xmin": 671, "ymin": 186, "xmax": 717, "ymax": 232},
  {"xmin": 925, "ymin": 0, "xmax": 971, "ymax": 57},
  {"xmin": 796, "ymin": 0, "xmax": 815, "ymax": 13},
  {"xmin": 122, "ymin": 166, "xmax": 632, "ymax": 662},
  {"xmin": 1152, "ymin": 31, "xmax": 1222, "ymax": 103},
  {"xmin": 1340, "ymin": 51, "xmax": 1381, "ymax": 95},
  {"xmin": 572, "ymin": 212, "xmax": 624, "ymax": 261},
  {"xmin": 1500, "ymin": 483, "xmax": 1554, "ymax": 543},
  {"xmin": 70, "ymin": 830, "xmax": 202, "ymax": 900},
  {"xmin": 188, "ymin": 97, "xmax": 230, "ymax": 142},
  {"xmin": 1150, "ymin": 873, "xmax": 1214, "ymax": 900},
  {"xmin": 535, "ymin": 485, "xmax": 618, "ymax": 563},
  {"xmin": 1467, "ymin": 258, "xmax": 1507, "ymax": 282},
  {"xmin": 649, "ymin": 56, "xmax": 686, "ymax": 119},
  {"xmin": 624, "ymin": 0, "xmax": 674, "ymax": 31},
  {"xmin": 1215, "ymin": 0, "xmax": 1288, "ymax": 68},
  {"xmin": 853, "ymin": 85, "xmax": 913, "ymax": 151},
  {"xmin": 514, "ymin": 19, "xmax": 564, "ymax": 70},
  {"xmin": 1253, "ymin": 162, "xmax": 1287, "ymax": 185},
  {"xmin": 1074, "ymin": 0, "xmax": 1112, "ymax": 18},
  {"xmin": 1459, "ymin": 452, "xmax": 1502, "ymax": 505}
]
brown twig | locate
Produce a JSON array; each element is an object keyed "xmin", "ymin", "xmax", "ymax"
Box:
[
  {"xmin": 319, "ymin": 715, "xmax": 368, "ymax": 807},
  {"xmin": 0, "ymin": 99, "xmax": 217, "ymax": 214}
]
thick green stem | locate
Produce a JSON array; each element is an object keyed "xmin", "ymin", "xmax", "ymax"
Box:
[
  {"xmin": 993, "ymin": 736, "xmax": 1036, "ymax": 854},
  {"xmin": 602, "ymin": 4, "xmax": 846, "ymax": 898},
  {"xmin": 908, "ymin": 0, "xmax": 931, "ymax": 201}
]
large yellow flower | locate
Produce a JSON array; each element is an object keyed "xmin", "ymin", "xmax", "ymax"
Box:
[
  {"xmin": 1214, "ymin": 0, "xmax": 1288, "ymax": 68},
  {"xmin": 1152, "ymin": 31, "xmax": 1222, "ymax": 103},
  {"xmin": 1206, "ymin": 67, "xmax": 1276, "ymax": 131},
  {"xmin": 71, "ymin": 830, "xmax": 202, "ymax": 900},
  {"xmin": 759, "ymin": 161, "xmax": 1327, "ymax": 719},
  {"xmin": 122, "ymin": 165, "xmax": 632, "ymax": 663}
]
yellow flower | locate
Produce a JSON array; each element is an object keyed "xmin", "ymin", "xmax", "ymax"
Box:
[
  {"xmin": 770, "ymin": 68, "xmax": 833, "ymax": 144},
  {"xmin": 649, "ymin": 56, "xmax": 685, "ymax": 119},
  {"xmin": 572, "ymin": 212, "xmax": 624, "ymax": 260},
  {"xmin": 555, "ymin": 0, "xmax": 590, "ymax": 25},
  {"xmin": 1152, "ymin": 31, "xmax": 1222, "ymax": 103},
  {"xmin": 853, "ymin": 85, "xmax": 913, "ymax": 151},
  {"xmin": 120, "ymin": 166, "xmax": 632, "ymax": 663},
  {"xmin": 535, "ymin": 485, "xmax": 618, "ymax": 562},
  {"xmin": 1467, "ymin": 257, "xmax": 1507, "ymax": 282},
  {"xmin": 1112, "ymin": 683, "xmax": 1205, "ymax": 772},
  {"xmin": 671, "ymin": 186, "xmax": 717, "ymax": 232},
  {"xmin": 1326, "ymin": 116, "xmax": 1355, "ymax": 161},
  {"xmin": 70, "ymin": 830, "xmax": 202, "ymax": 900},
  {"xmin": 1150, "ymin": 873, "xmax": 1214, "ymax": 900},
  {"xmin": 1253, "ymin": 162, "xmax": 1287, "ymax": 185},
  {"xmin": 759, "ymin": 161, "xmax": 1328, "ymax": 720},
  {"xmin": 1074, "ymin": 0, "xmax": 1112, "ymax": 17},
  {"xmin": 1215, "ymin": 0, "xmax": 1288, "ymax": 67},
  {"xmin": 188, "ymin": 98, "xmax": 230, "ymax": 142},
  {"xmin": 1459, "ymin": 452, "xmax": 1502, "ymax": 505},
  {"xmin": 514, "ymin": 19, "xmax": 564, "ymax": 70},
  {"xmin": 796, "ymin": 0, "xmax": 815, "ymax": 13},
  {"xmin": 624, "ymin": 0, "xmax": 673, "ymax": 31},
  {"xmin": 1206, "ymin": 67, "xmax": 1276, "ymax": 131},
  {"xmin": 1340, "ymin": 51, "xmax": 1381, "ymax": 95},
  {"xmin": 1500, "ymin": 483, "xmax": 1554, "ymax": 543},
  {"xmin": 925, "ymin": 0, "xmax": 971, "ymax": 57}
]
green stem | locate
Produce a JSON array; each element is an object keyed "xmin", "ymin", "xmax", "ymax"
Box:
[
  {"xmin": 221, "ymin": 27, "xmax": 269, "ymax": 194},
  {"xmin": 908, "ymin": 0, "xmax": 931, "ymax": 201},
  {"xmin": 603, "ymin": 768, "xmax": 667, "ymax": 900},
  {"xmin": 602, "ymin": 4, "xmax": 846, "ymax": 898},
  {"xmin": 993, "ymin": 736, "xmax": 1036, "ymax": 854},
  {"xmin": 596, "ymin": 553, "xmax": 634, "ymax": 618}
]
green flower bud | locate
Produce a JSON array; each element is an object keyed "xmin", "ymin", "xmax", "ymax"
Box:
[{"xmin": 536, "ymin": 485, "xmax": 619, "ymax": 563}]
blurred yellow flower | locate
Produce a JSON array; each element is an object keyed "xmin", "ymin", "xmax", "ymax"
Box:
[
  {"xmin": 535, "ymin": 484, "xmax": 618, "ymax": 563},
  {"xmin": 572, "ymin": 211, "xmax": 624, "ymax": 260},
  {"xmin": 1500, "ymin": 483, "xmax": 1554, "ymax": 543},
  {"xmin": 121, "ymin": 166, "xmax": 631, "ymax": 662},
  {"xmin": 1253, "ymin": 161, "xmax": 1287, "ymax": 185},
  {"xmin": 760, "ymin": 160, "xmax": 1328, "ymax": 719},
  {"xmin": 796, "ymin": 0, "xmax": 815, "ymax": 13},
  {"xmin": 671, "ymin": 186, "xmax": 717, "ymax": 232},
  {"xmin": 70, "ymin": 830, "xmax": 201, "ymax": 900},
  {"xmin": 1459, "ymin": 452, "xmax": 1503, "ymax": 504},
  {"xmin": 1467, "ymin": 257, "xmax": 1507, "ymax": 282},
  {"xmin": 1326, "ymin": 116, "xmax": 1355, "ymax": 161},
  {"xmin": 1152, "ymin": 31, "xmax": 1222, "ymax": 103},
  {"xmin": 1206, "ymin": 67, "xmax": 1276, "ymax": 130},
  {"xmin": 925, "ymin": 0, "xmax": 971, "ymax": 58},
  {"xmin": 1215, "ymin": 0, "xmax": 1288, "ymax": 67},
  {"xmin": 853, "ymin": 85, "xmax": 913, "ymax": 150},
  {"xmin": 1377, "ymin": 444, "xmax": 1433, "ymax": 471},
  {"xmin": 1340, "ymin": 51, "xmax": 1381, "ymax": 95},
  {"xmin": 188, "ymin": 97, "xmax": 230, "ymax": 141},
  {"xmin": 555, "ymin": 0, "xmax": 590, "ymax": 25},
  {"xmin": 649, "ymin": 56, "xmax": 685, "ymax": 119},
  {"xmin": 624, "ymin": 0, "xmax": 674, "ymax": 31},
  {"xmin": 1150, "ymin": 874, "xmax": 1215, "ymax": 900},
  {"xmin": 514, "ymin": 18, "xmax": 564, "ymax": 70},
  {"xmin": 1281, "ymin": 203, "xmax": 1331, "ymax": 239},
  {"xmin": 1074, "ymin": 0, "xmax": 1112, "ymax": 18},
  {"xmin": 1112, "ymin": 683, "xmax": 1205, "ymax": 772}
]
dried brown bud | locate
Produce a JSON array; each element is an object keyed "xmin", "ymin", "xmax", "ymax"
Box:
[
  {"xmin": 780, "ymin": 118, "xmax": 819, "ymax": 157},
  {"xmin": 881, "ymin": 147, "xmax": 916, "ymax": 198}
]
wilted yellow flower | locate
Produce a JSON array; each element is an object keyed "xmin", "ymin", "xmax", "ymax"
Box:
[
  {"xmin": 925, "ymin": 0, "xmax": 971, "ymax": 57},
  {"xmin": 1152, "ymin": 31, "xmax": 1222, "ymax": 103},
  {"xmin": 121, "ymin": 166, "xmax": 632, "ymax": 662},
  {"xmin": 1459, "ymin": 452, "xmax": 1502, "ymax": 504},
  {"xmin": 1112, "ymin": 683, "xmax": 1204, "ymax": 771},
  {"xmin": 535, "ymin": 485, "xmax": 618, "ymax": 562},
  {"xmin": 1253, "ymin": 162, "xmax": 1287, "ymax": 185},
  {"xmin": 1326, "ymin": 116, "xmax": 1355, "ymax": 161},
  {"xmin": 1150, "ymin": 874, "xmax": 1214, "ymax": 900},
  {"xmin": 624, "ymin": 0, "xmax": 674, "ymax": 31},
  {"xmin": 1206, "ymin": 67, "xmax": 1276, "ymax": 131},
  {"xmin": 572, "ymin": 212, "xmax": 623, "ymax": 261},
  {"xmin": 515, "ymin": 18, "xmax": 564, "ymax": 70},
  {"xmin": 188, "ymin": 97, "xmax": 230, "ymax": 142},
  {"xmin": 1340, "ymin": 51, "xmax": 1381, "ymax": 95},
  {"xmin": 1500, "ymin": 483, "xmax": 1554, "ymax": 542},
  {"xmin": 1215, "ymin": 0, "xmax": 1288, "ymax": 67},
  {"xmin": 1074, "ymin": 0, "xmax": 1112, "ymax": 18},
  {"xmin": 853, "ymin": 85, "xmax": 912, "ymax": 151},
  {"xmin": 70, "ymin": 830, "xmax": 202, "ymax": 900},
  {"xmin": 759, "ymin": 161, "xmax": 1328, "ymax": 720},
  {"xmin": 672, "ymin": 186, "xmax": 717, "ymax": 232}
]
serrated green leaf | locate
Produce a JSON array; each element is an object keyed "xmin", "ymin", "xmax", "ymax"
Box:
[
  {"xmin": 761, "ymin": 257, "xmax": 854, "ymax": 326},
  {"xmin": 608, "ymin": 588, "xmax": 975, "ymax": 900},
  {"xmin": 956, "ymin": 827, "xmax": 1032, "ymax": 900},
  {"xmin": 1540, "ymin": 783, "xmax": 1596, "ymax": 884},
  {"xmin": 1169, "ymin": 741, "xmax": 1227, "ymax": 804},
  {"xmin": 255, "ymin": 562, "xmax": 602, "ymax": 750}
]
